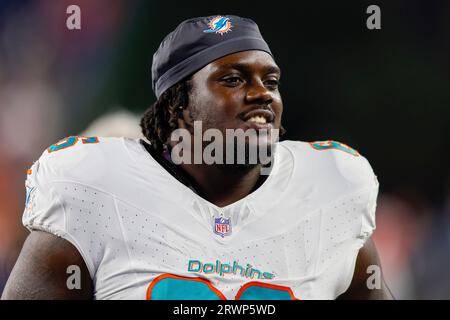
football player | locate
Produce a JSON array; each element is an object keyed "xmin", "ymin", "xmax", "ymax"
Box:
[{"xmin": 2, "ymin": 15, "xmax": 392, "ymax": 300}]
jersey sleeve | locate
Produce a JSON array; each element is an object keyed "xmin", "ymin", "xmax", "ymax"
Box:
[
  {"xmin": 336, "ymin": 148, "xmax": 379, "ymax": 242},
  {"xmin": 312, "ymin": 140, "xmax": 379, "ymax": 241},
  {"xmin": 23, "ymin": 158, "xmax": 65, "ymax": 236},
  {"xmin": 21, "ymin": 138, "xmax": 121, "ymax": 279},
  {"xmin": 291, "ymin": 140, "xmax": 380, "ymax": 298},
  {"xmin": 359, "ymin": 165, "xmax": 378, "ymax": 241},
  {"xmin": 321, "ymin": 148, "xmax": 379, "ymax": 298},
  {"xmin": 22, "ymin": 151, "xmax": 97, "ymax": 279}
]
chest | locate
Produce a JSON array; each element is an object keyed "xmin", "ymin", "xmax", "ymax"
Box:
[{"xmin": 92, "ymin": 196, "xmax": 362, "ymax": 300}]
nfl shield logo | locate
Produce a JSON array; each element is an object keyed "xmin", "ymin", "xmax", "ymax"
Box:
[{"xmin": 214, "ymin": 217, "xmax": 232, "ymax": 237}]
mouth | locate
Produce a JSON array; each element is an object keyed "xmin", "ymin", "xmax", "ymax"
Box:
[{"xmin": 240, "ymin": 109, "xmax": 275, "ymax": 125}]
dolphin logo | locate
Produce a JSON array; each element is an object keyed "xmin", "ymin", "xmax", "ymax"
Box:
[{"xmin": 203, "ymin": 16, "xmax": 232, "ymax": 34}]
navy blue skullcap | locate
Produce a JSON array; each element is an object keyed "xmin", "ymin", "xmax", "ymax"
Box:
[{"xmin": 151, "ymin": 15, "xmax": 272, "ymax": 98}]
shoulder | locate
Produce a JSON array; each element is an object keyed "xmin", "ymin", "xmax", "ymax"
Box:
[
  {"xmin": 279, "ymin": 139, "xmax": 378, "ymax": 191},
  {"xmin": 32, "ymin": 136, "xmax": 135, "ymax": 184},
  {"xmin": 22, "ymin": 136, "xmax": 138, "ymax": 282}
]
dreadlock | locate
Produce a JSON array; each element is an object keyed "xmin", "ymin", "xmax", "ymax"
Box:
[{"xmin": 140, "ymin": 79, "xmax": 192, "ymax": 153}]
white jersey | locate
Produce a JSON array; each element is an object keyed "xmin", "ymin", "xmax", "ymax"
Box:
[{"xmin": 23, "ymin": 137, "xmax": 378, "ymax": 300}]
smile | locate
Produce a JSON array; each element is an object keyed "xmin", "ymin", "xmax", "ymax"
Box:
[
  {"xmin": 246, "ymin": 115, "xmax": 267, "ymax": 124},
  {"xmin": 241, "ymin": 109, "xmax": 275, "ymax": 124}
]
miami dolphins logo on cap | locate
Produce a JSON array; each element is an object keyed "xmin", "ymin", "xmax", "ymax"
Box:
[{"xmin": 203, "ymin": 16, "xmax": 232, "ymax": 35}]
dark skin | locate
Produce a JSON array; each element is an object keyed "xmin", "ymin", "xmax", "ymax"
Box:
[
  {"xmin": 173, "ymin": 51, "xmax": 283, "ymax": 207},
  {"xmin": 2, "ymin": 230, "xmax": 93, "ymax": 299},
  {"xmin": 2, "ymin": 51, "xmax": 392, "ymax": 299},
  {"xmin": 338, "ymin": 238, "xmax": 393, "ymax": 300}
]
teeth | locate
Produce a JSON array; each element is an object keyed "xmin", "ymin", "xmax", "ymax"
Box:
[{"xmin": 246, "ymin": 116, "xmax": 267, "ymax": 124}]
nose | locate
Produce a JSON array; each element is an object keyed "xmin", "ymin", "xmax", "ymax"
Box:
[{"xmin": 245, "ymin": 80, "xmax": 273, "ymax": 106}]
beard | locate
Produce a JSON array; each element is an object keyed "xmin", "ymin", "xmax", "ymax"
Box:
[
  {"xmin": 173, "ymin": 106, "xmax": 279, "ymax": 171},
  {"xmin": 203, "ymin": 128, "xmax": 278, "ymax": 175}
]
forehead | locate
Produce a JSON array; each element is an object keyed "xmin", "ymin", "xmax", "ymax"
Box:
[{"xmin": 196, "ymin": 50, "xmax": 280, "ymax": 76}]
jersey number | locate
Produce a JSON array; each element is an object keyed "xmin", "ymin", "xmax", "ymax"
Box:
[
  {"xmin": 47, "ymin": 136, "xmax": 99, "ymax": 153},
  {"xmin": 309, "ymin": 140, "xmax": 359, "ymax": 156},
  {"xmin": 147, "ymin": 274, "xmax": 298, "ymax": 300}
]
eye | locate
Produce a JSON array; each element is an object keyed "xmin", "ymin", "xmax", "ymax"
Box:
[
  {"xmin": 221, "ymin": 76, "xmax": 243, "ymax": 87},
  {"xmin": 264, "ymin": 78, "xmax": 280, "ymax": 89}
]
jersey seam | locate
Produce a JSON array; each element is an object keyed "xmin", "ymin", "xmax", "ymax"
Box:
[
  {"xmin": 308, "ymin": 185, "xmax": 377, "ymax": 295},
  {"xmin": 47, "ymin": 179, "xmax": 215, "ymax": 244},
  {"xmin": 111, "ymin": 195, "xmax": 140, "ymax": 285},
  {"xmin": 52, "ymin": 185, "xmax": 97, "ymax": 280},
  {"xmin": 232, "ymin": 184, "xmax": 378, "ymax": 248},
  {"xmin": 334, "ymin": 238, "xmax": 366, "ymax": 298},
  {"xmin": 121, "ymin": 137, "xmax": 141, "ymax": 165}
]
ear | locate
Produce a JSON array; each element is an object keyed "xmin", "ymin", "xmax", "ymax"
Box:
[
  {"xmin": 177, "ymin": 107, "xmax": 194, "ymax": 130},
  {"xmin": 169, "ymin": 107, "xmax": 194, "ymax": 151}
]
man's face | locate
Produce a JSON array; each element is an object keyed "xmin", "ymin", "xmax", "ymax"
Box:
[
  {"xmin": 188, "ymin": 50, "xmax": 282, "ymax": 132},
  {"xmin": 179, "ymin": 50, "xmax": 283, "ymax": 166}
]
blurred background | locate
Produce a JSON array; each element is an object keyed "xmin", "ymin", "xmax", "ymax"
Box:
[{"xmin": 0, "ymin": 0, "xmax": 449, "ymax": 299}]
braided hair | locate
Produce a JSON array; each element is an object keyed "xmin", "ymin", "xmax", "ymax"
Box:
[{"xmin": 140, "ymin": 79, "xmax": 192, "ymax": 153}]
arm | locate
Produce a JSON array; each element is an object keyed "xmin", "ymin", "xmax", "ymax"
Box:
[
  {"xmin": 1, "ymin": 230, "xmax": 94, "ymax": 300},
  {"xmin": 337, "ymin": 237, "xmax": 394, "ymax": 300}
]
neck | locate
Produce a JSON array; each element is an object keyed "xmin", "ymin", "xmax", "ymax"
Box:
[{"xmin": 179, "ymin": 162, "xmax": 267, "ymax": 207}]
